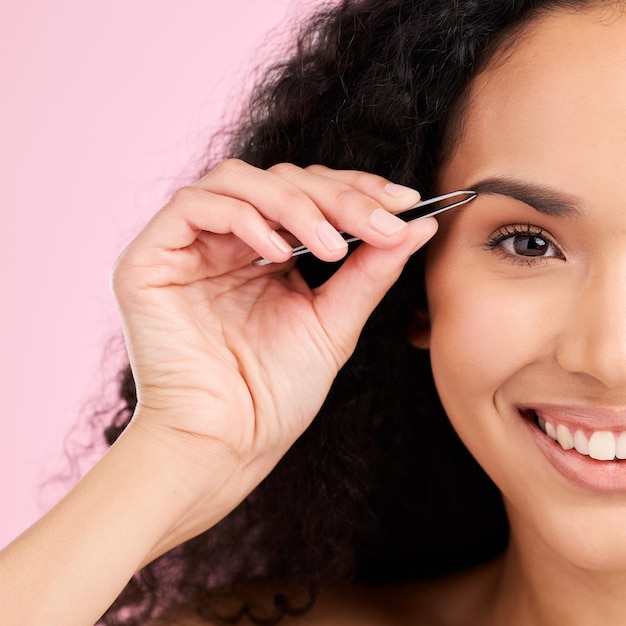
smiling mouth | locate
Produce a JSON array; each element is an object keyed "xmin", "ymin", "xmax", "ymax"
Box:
[{"xmin": 521, "ymin": 408, "xmax": 626, "ymax": 462}]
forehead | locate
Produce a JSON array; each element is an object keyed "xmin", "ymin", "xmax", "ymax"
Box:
[{"xmin": 440, "ymin": 7, "xmax": 626, "ymax": 200}]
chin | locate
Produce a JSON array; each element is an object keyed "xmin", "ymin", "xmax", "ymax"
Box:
[{"xmin": 511, "ymin": 499, "xmax": 626, "ymax": 573}]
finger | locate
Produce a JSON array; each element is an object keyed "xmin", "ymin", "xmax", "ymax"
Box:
[
  {"xmin": 269, "ymin": 163, "xmax": 422, "ymax": 250},
  {"xmin": 115, "ymin": 187, "xmax": 295, "ymax": 289},
  {"xmin": 198, "ymin": 160, "xmax": 422, "ymax": 263},
  {"xmin": 304, "ymin": 164, "xmax": 421, "ymax": 212},
  {"xmin": 196, "ymin": 159, "xmax": 352, "ymax": 263},
  {"xmin": 143, "ymin": 186, "xmax": 291, "ymax": 255},
  {"xmin": 312, "ymin": 217, "xmax": 438, "ymax": 361}
]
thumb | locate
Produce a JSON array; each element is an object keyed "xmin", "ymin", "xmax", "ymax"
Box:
[{"xmin": 313, "ymin": 217, "xmax": 438, "ymax": 356}]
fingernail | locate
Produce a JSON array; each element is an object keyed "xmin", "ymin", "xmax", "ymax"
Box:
[
  {"xmin": 317, "ymin": 221, "xmax": 348, "ymax": 252},
  {"xmin": 370, "ymin": 208, "xmax": 407, "ymax": 236},
  {"xmin": 270, "ymin": 231, "xmax": 293, "ymax": 254},
  {"xmin": 384, "ymin": 182, "xmax": 420, "ymax": 198}
]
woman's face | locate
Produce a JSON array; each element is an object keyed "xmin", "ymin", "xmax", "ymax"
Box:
[{"xmin": 424, "ymin": 6, "xmax": 626, "ymax": 569}]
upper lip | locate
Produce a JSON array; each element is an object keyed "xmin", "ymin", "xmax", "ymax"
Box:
[{"xmin": 520, "ymin": 403, "xmax": 626, "ymax": 432}]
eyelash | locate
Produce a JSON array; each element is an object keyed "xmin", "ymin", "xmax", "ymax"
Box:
[{"xmin": 485, "ymin": 224, "xmax": 565, "ymax": 266}]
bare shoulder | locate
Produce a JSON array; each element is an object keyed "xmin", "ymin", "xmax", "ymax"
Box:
[{"xmin": 144, "ymin": 557, "xmax": 503, "ymax": 626}]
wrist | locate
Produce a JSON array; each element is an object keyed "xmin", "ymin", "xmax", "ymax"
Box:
[{"xmin": 117, "ymin": 412, "xmax": 268, "ymax": 565}]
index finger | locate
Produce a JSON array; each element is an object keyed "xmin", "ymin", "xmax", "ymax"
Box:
[{"xmin": 304, "ymin": 165, "xmax": 421, "ymax": 212}]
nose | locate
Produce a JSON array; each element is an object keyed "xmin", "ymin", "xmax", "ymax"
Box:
[{"xmin": 556, "ymin": 258, "xmax": 626, "ymax": 388}]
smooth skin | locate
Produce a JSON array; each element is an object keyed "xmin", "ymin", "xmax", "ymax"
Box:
[{"xmin": 424, "ymin": 7, "xmax": 626, "ymax": 625}]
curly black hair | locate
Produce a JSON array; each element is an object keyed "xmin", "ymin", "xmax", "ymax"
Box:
[{"xmin": 96, "ymin": 0, "xmax": 612, "ymax": 623}]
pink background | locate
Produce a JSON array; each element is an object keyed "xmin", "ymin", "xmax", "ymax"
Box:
[{"xmin": 0, "ymin": 0, "xmax": 315, "ymax": 548}]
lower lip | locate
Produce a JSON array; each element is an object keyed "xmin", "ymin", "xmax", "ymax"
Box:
[{"xmin": 523, "ymin": 413, "xmax": 626, "ymax": 492}]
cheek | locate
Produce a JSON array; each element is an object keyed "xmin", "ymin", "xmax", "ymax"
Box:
[
  {"xmin": 428, "ymin": 283, "xmax": 509, "ymax": 410},
  {"xmin": 424, "ymin": 255, "xmax": 555, "ymax": 479},
  {"xmin": 425, "ymin": 252, "xmax": 560, "ymax": 420}
]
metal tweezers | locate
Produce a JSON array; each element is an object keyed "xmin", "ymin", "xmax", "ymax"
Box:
[{"xmin": 252, "ymin": 189, "xmax": 477, "ymax": 266}]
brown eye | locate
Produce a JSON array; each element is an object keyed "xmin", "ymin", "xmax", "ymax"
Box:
[
  {"xmin": 494, "ymin": 228, "xmax": 563, "ymax": 260},
  {"xmin": 508, "ymin": 234, "xmax": 550, "ymax": 257},
  {"xmin": 486, "ymin": 224, "xmax": 565, "ymax": 263}
]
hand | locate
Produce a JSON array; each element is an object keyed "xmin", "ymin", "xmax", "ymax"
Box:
[
  {"xmin": 0, "ymin": 160, "xmax": 443, "ymax": 626},
  {"xmin": 112, "ymin": 160, "xmax": 438, "ymax": 512}
]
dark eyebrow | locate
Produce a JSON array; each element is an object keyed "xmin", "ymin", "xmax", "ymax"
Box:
[{"xmin": 470, "ymin": 177, "xmax": 585, "ymax": 218}]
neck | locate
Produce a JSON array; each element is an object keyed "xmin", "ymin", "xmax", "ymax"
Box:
[{"xmin": 491, "ymin": 513, "xmax": 626, "ymax": 626}]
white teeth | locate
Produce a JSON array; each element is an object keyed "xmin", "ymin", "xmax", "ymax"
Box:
[
  {"xmin": 545, "ymin": 421, "xmax": 558, "ymax": 441},
  {"xmin": 535, "ymin": 417, "xmax": 626, "ymax": 461},
  {"xmin": 616, "ymin": 432, "xmax": 626, "ymax": 460},
  {"xmin": 588, "ymin": 431, "xmax": 616, "ymax": 461},
  {"xmin": 556, "ymin": 424, "xmax": 574, "ymax": 450},
  {"xmin": 574, "ymin": 430, "xmax": 589, "ymax": 455}
]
